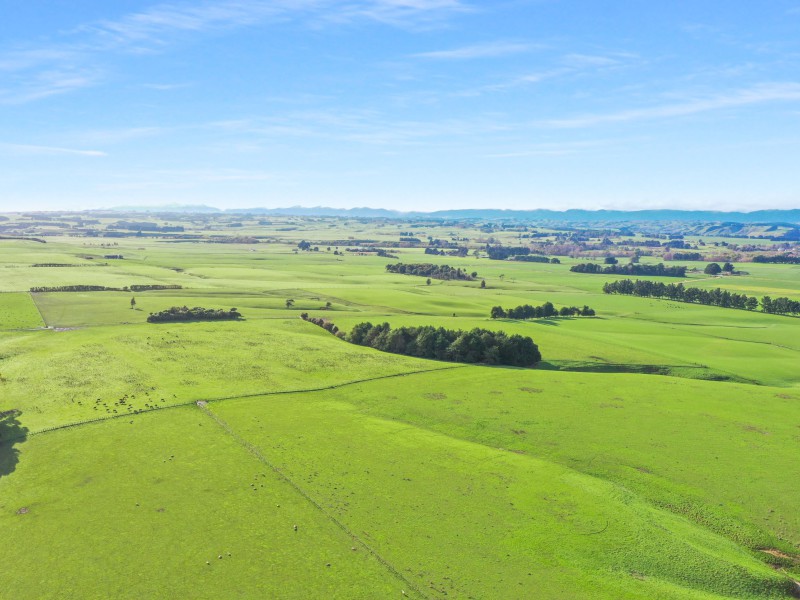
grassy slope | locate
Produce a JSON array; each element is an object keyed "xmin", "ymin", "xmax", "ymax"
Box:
[
  {"xmin": 0, "ymin": 293, "xmax": 44, "ymax": 330},
  {"xmin": 0, "ymin": 408, "xmax": 402, "ymax": 600},
  {"xmin": 320, "ymin": 368, "xmax": 800, "ymax": 549},
  {"xmin": 211, "ymin": 392, "xmax": 790, "ymax": 599},
  {"xmin": 0, "ymin": 319, "xmax": 450, "ymax": 431}
]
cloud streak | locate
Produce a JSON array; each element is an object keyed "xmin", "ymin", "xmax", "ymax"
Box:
[
  {"xmin": 414, "ymin": 41, "xmax": 534, "ymax": 60},
  {"xmin": 0, "ymin": 143, "xmax": 107, "ymax": 157},
  {"xmin": 539, "ymin": 83, "xmax": 800, "ymax": 128}
]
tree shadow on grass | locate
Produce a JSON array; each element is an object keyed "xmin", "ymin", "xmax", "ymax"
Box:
[{"xmin": 0, "ymin": 410, "xmax": 28, "ymax": 479}]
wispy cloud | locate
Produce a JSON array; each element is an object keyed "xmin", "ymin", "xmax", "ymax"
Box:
[
  {"xmin": 0, "ymin": 142, "xmax": 107, "ymax": 157},
  {"xmin": 0, "ymin": 48, "xmax": 82, "ymax": 72},
  {"xmin": 1, "ymin": 0, "xmax": 469, "ymax": 103},
  {"xmin": 0, "ymin": 70, "xmax": 99, "ymax": 104},
  {"xmin": 321, "ymin": 0, "xmax": 469, "ymax": 27},
  {"xmin": 81, "ymin": 1, "xmax": 299, "ymax": 45},
  {"xmin": 539, "ymin": 83, "xmax": 800, "ymax": 128},
  {"xmin": 70, "ymin": 127, "xmax": 167, "ymax": 145},
  {"xmin": 485, "ymin": 138, "xmax": 631, "ymax": 158},
  {"xmin": 94, "ymin": 167, "xmax": 276, "ymax": 192},
  {"xmin": 440, "ymin": 51, "xmax": 636, "ymax": 98},
  {"xmin": 206, "ymin": 108, "xmax": 511, "ymax": 147},
  {"xmin": 562, "ymin": 53, "xmax": 630, "ymax": 68},
  {"xmin": 414, "ymin": 41, "xmax": 533, "ymax": 60},
  {"xmin": 141, "ymin": 82, "xmax": 193, "ymax": 91}
]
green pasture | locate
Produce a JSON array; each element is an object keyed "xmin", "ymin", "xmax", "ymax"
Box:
[
  {"xmin": 0, "ymin": 293, "xmax": 44, "ymax": 330},
  {"xmin": 1, "ymin": 218, "xmax": 799, "ymax": 598},
  {"xmin": 0, "ymin": 408, "xmax": 402, "ymax": 600},
  {"xmin": 212, "ymin": 389, "xmax": 794, "ymax": 599},
  {"xmin": 0, "ymin": 319, "xmax": 447, "ymax": 431}
]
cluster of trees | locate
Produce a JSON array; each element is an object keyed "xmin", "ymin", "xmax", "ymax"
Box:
[
  {"xmin": 147, "ymin": 306, "xmax": 242, "ymax": 323},
  {"xmin": 570, "ymin": 263, "xmax": 687, "ymax": 277},
  {"xmin": 491, "ymin": 302, "xmax": 595, "ymax": 319},
  {"xmin": 386, "ymin": 263, "xmax": 476, "ymax": 280},
  {"xmin": 512, "ymin": 255, "xmax": 561, "ymax": 264},
  {"xmin": 485, "ymin": 246, "xmax": 531, "ymax": 260},
  {"xmin": 424, "ymin": 247, "xmax": 469, "ymax": 257},
  {"xmin": 346, "ymin": 322, "xmax": 541, "ymax": 367},
  {"xmin": 752, "ymin": 254, "xmax": 800, "ymax": 264},
  {"xmin": 302, "ymin": 314, "xmax": 541, "ymax": 366},
  {"xmin": 703, "ymin": 262, "xmax": 735, "ymax": 275},
  {"xmin": 602, "ymin": 280, "xmax": 800, "ymax": 315},
  {"xmin": 670, "ymin": 252, "xmax": 703, "ymax": 261}
]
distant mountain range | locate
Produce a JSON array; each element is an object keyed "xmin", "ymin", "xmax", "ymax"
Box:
[{"xmin": 107, "ymin": 205, "xmax": 800, "ymax": 224}]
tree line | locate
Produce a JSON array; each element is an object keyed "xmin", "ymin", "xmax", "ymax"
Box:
[
  {"xmin": 147, "ymin": 306, "xmax": 242, "ymax": 323},
  {"xmin": 130, "ymin": 285, "xmax": 183, "ymax": 292},
  {"xmin": 32, "ymin": 263, "xmax": 104, "ymax": 267},
  {"xmin": 485, "ymin": 245, "xmax": 531, "ymax": 260},
  {"xmin": 386, "ymin": 263, "xmax": 476, "ymax": 281},
  {"xmin": 424, "ymin": 247, "xmax": 469, "ymax": 257},
  {"xmin": 670, "ymin": 252, "xmax": 703, "ymax": 261},
  {"xmin": 512, "ymin": 255, "xmax": 561, "ymax": 264},
  {"xmin": 491, "ymin": 302, "xmax": 595, "ymax": 319},
  {"xmin": 31, "ymin": 285, "xmax": 116, "ymax": 292},
  {"xmin": 301, "ymin": 314, "xmax": 541, "ymax": 367},
  {"xmin": 570, "ymin": 263, "xmax": 687, "ymax": 277},
  {"xmin": 30, "ymin": 284, "xmax": 183, "ymax": 293},
  {"xmin": 603, "ymin": 279, "xmax": 800, "ymax": 316},
  {"xmin": 752, "ymin": 254, "xmax": 800, "ymax": 264}
]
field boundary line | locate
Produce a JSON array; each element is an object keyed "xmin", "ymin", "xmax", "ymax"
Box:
[
  {"xmin": 7, "ymin": 366, "xmax": 466, "ymax": 442},
  {"xmin": 196, "ymin": 401, "xmax": 429, "ymax": 600},
  {"xmin": 203, "ymin": 365, "xmax": 465, "ymax": 404},
  {"xmin": 27, "ymin": 291, "xmax": 49, "ymax": 328}
]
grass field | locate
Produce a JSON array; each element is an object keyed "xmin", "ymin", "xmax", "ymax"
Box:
[{"xmin": 1, "ymin": 219, "xmax": 799, "ymax": 599}]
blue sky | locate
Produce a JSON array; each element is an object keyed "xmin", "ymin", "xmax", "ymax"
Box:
[{"xmin": 1, "ymin": 1, "xmax": 799, "ymax": 212}]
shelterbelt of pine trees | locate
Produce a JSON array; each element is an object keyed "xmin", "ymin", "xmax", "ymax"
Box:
[
  {"xmin": 570, "ymin": 263, "xmax": 687, "ymax": 277},
  {"xmin": 385, "ymin": 263, "xmax": 475, "ymax": 281},
  {"xmin": 603, "ymin": 279, "xmax": 800, "ymax": 316},
  {"xmin": 490, "ymin": 302, "xmax": 595, "ymax": 319},
  {"xmin": 30, "ymin": 284, "xmax": 182, "ymax": 292},
  {"xmin": 147, "ymin": 306, "xmax": 241, "ymax": 323},
  {"xmin": 301, "ymin": 314, "xmax": 541, "ymax": 367}
]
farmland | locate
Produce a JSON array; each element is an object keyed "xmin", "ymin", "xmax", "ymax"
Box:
[{"xmin": 1, "ymin": 212, "xmax": 799, "ymax": 599}]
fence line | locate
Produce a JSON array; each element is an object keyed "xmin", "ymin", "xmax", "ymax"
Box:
[
  {"xmin": 196, "ymin": 401, "xmax": 428, "ymax": 599},
  {"xmin": 2, "ymin": 366, "xmax": 463, "ymax": 443}
]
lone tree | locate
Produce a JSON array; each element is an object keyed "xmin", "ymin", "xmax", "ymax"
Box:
[
  {"xmin": 604, "ymin": 256, "xmax": 618, "ymax": 265},
  {"xmin": 480, "ymin": 279, "xmax": 486, "ymax": 288},
  {"xmin": 704, "ymin": 262, "xmax": 722, "ymax": 275},
  {"xmin": 285, "ymin": 299, "xmax": 295, "ymax": 308},
  {"xmin": 722, "ymin": 262, "xmax": 735, "ymax": 273},
  {"xmin": 130, "ymin": 297, "xmax": 136, "ymax": 310}
]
